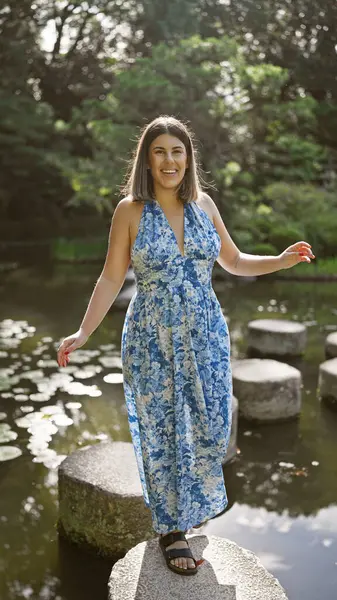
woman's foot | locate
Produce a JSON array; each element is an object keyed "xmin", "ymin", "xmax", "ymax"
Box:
[{"xmin": 159, "ymin": 530, "xmax": 196, "ymax": 570}]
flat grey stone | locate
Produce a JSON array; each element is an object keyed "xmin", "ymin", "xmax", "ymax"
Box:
[
  {"xmin": 57, "ymin": 400, "xmax": 238, "ymax": 558},
  {"xmin": 325, "ymin": 331, "xmax": 337, "ymax": 359},
  {"xmin": 108, "ymin": 535, "xmax": 288, "ymax": 600},
  {"xmin": 57, "ymin": 441, "xmax": 154, "ymax": 558},
  {"xmin": 318, "ymin": 357, "xmax": 337, "ymax": 410},
  {"xmin": 232, "ymin": 359, "xmax": 302, "ymax": 422},
  {"xmin": 247, "ymin": 319, "xmax": 307, "ymax": 357}
]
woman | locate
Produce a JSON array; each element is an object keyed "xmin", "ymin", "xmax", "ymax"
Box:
[{"xmin": 57, "ymin": 115, "xmax": 314, "ymax": 576}]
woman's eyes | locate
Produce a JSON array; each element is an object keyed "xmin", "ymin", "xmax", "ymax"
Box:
[{"xmin": 156, "ymin": 150, "xmax": 182, "ymax": 154}]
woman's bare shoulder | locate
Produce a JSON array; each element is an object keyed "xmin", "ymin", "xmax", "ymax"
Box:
[
  {"xmin": 116, "ymin": 195, "xmax": 144, "ymax": 218},
  {"xmin": 195, "ymin": 191, "xmax": 216, "ymax": 224},
  {"xmin": 119, "ymin": 196, "xmax": 147, "ymax": 246}
]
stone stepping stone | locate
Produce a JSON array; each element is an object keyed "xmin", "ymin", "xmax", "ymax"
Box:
[
  {"xmin": 58, "ymin": 440, "xmax": 154, "ymax": 558},
  {"xmin": 108, "ymin": 535, "xmax": 288, "ymax": 600},
  {"xmin": 58, "ymin": 411, "xmax": 239, "ymax": 560},
  {"xmin": 247, "ymin": 319, "xmax": 307, "ymax": 357},
  {"xmin": 232, "ymin": 359, "xmax": 302, "ymax": 422},
  {"xmin": 318, "ymin": 357, "xmax": 337, "ymax": 411},
  {"xmin": 325, "ymin": 332, "xmax": 337, "ymax": 359}
]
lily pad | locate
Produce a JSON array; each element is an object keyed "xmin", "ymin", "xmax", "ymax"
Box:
[
  {"xmin": 65, "ymin": 402, "xmax": 82, "ymax": 410},
  {"xmin": 37, "ymin": 359, "xmax": 58, "ymax": 368},
  {"xmin": 21, "ymin": 370, "xmax": 44, "ymax": 382},
  {"xmin": 0, "ymin": 446, "xmax": 22, "ymax": 461},
  {"xmin": 0, "ymin": 424, "xmax": 18, "ymax": 443},
  {"xmin": 103, "ymin": 373, "xmax": 124, "ymax": 384},
  {"xmin": 61, "ymin": 349, "xmax": 100, "ymax": 365},
  {"xmin": 73, "ymin": 365, "xmax": 103, "ymax": 379},
  {"xmin": 50, "ymin": 414, "xmax": 73, "ymax": 427},
  {"xmin": 15, "ymin": 412, "xmax": 46, "ymax": 429},
  {"xmin": 32, "ymin": 345, "xmax": 49, "ymax": 356},
  {"xmin": 0, "ymin": 368, "xmax": 20, "ymax": 391},
  {"xmin": 32, "ymin": 448, "xmax": 57, "ymax": 464},
  {"xmin": 20, "ymin": 406, "xmax": 35, "ymax": 413},
  {"xmin": 0, "ymin": 319, "xmax": 35, "ymax": 344},
  {"xmin": 40, "ymin": 405, "xmax": 64, "ymax": 416},
  {"xmin": 99, "ymin": 344, "xmax": 116, "ymax": 351},
  {"xmin": 29, "ymin": 393, "xmax": 52, "ymax": 402},
  {"xmin": 27, "ymin": 440, "xmax": 49, "ymax": 454},
  {"xmin": 28, "ymin": 421, "xmax": 58, "ymax": 436},
  {"xmin": 63, "ymin": 381, "xmax": 102, "ymax": 396},
  {"xmin": 99, "ymin": 356, "xmax": 122, "ymax": 369},
  {"xmin": 14, "ymin": 394, "xmax": 29, "ymax": 402}
]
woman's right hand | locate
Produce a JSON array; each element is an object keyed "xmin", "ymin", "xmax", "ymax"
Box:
[{"xmin": 57, "ymin": 328, "xmax": 89, "ymax": 367}]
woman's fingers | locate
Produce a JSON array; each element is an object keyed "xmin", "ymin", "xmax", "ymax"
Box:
[
  {"xmin": 57, "ymin": 341, "xmax": 73, "ymax": 367},
  {"xmin": 287, "ymin": 242, "xmax": 315, "ymax": 259},
  {"xmin": 294, "ymin": 240, "xmax": 311, "ymax": 248},
  {"xmin": 288, "ymin": 241, "xmax": 312, "ymax": 252}
]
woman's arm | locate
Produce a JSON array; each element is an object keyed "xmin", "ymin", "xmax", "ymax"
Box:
[
  {"xmin": 57, "ymin": 197, "xmax": 132, "ymax": 365},
  {"xmin": 79, "ymin": 197, "xmax": 132, "ymax": 336}
]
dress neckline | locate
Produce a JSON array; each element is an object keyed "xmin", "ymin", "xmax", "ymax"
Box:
[{"xmin": 153, "ymin": 198, "xmax": 186, "ymax": 259}]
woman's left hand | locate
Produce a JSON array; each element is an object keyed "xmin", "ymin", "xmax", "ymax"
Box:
[{"xmin": 279, "ymin": 241, "xmax": 315, "ymax": 270}]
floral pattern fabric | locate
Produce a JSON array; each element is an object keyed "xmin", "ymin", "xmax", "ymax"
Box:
[{"xmin": 121, "ymin": 198, "xmax": 232, "ymax": 534}]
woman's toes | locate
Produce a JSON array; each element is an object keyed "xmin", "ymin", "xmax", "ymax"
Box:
[{"xmin": 170, "ymin": 557, "xmax": 194, "ymax": 570}]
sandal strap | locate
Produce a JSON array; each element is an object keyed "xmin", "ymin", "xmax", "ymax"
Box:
[
  {"xmin": 160, "ymin": 531, "xmax": 186, "ymax": 548},
  {"xmin": 165, "ymin": 547, "xmax": 195, "ymax": 560}
]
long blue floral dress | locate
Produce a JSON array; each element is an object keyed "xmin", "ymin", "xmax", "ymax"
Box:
[{"xmin": 121, "ymin": 197, "xmax": 232, "ymax": 534}]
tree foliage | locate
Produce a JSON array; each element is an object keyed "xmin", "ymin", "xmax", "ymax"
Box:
[{"xmin": 0, "ymin": 0, "xmax": 336, "ymax": 253}]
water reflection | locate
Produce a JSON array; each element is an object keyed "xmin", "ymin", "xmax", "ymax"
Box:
[
  {"xmin": 205, "ymin": 503, "xmax": 337, "ymax": 600},
  {"xmin": 0, "ymin": 266, "xmax": 337, "ymax": 599}
]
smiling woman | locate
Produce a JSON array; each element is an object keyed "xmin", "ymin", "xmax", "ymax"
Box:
[
  {"xmin": 56, "ymin": 114, "xmax": 314, "ymax": 577},
  {"xmin": 120, "ymin": 114, "xmax": 202, "ymax": 207}
]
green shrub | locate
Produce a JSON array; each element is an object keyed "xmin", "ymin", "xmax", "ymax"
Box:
[
  {"xmin": 232, "ymin": 229, "xmax": 256, "ymax": 253},
  {"xmin": 250, "ymin": 242, "xmax": 278, "ymax": 255},
  {"xmin": 51, "ymin": 237, "xmax": 107, "ymax": 262},
  {"xmin": 259, "ymin": 182, "xmax": 337, "ymax": 257},
  {"xmin": 267, "ymin": 223, "xmax": 306, "ymax": 251}
]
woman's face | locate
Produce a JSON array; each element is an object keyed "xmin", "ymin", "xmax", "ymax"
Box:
[{"xmin": 148, "ymin": 133, "xmax": 189, "ymax": 192}]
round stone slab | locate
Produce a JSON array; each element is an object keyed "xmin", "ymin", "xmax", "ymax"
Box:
[
  {"xmin": 318, "ymin": 357, "xmax": 337, "ymax": 411},
  {"xmin": 57, "ymin": 440, "xmax": 154, "ymax": 558},
  {"xmin": 325, "ymin": 332, "xmax": 337, "ymax": 359},
  {"xmin": 108, "ymin": 535, "xmax": 288, "ymax": 600},
  {"xmin": 232, "ymin": 358, "xmax": 302, "ymax": 422},
  {"xmin": 247, "ymin": 319, "xmax": 307, "ymax": 357}
]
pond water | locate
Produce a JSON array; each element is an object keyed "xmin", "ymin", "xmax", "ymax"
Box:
[{"xmin": 1, "ymin": 258, "xmax": 337, "ymax": 600}]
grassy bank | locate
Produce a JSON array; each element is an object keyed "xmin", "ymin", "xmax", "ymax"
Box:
[
  {"xmin": 275, "ymin": 257, "xmax": 337, "ymax": 281},
  {"xmin": 51, "ymin": 237, "xmax": 107, "ymax": 262},
  {"xmin": 45, "ymin": 238, "xmax": 337, "ymax": 281}
]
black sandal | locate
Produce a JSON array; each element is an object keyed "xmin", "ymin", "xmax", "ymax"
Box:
[{"xmin": 159, "ymin": 531, "xmax": 199, "ymax": 576}]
